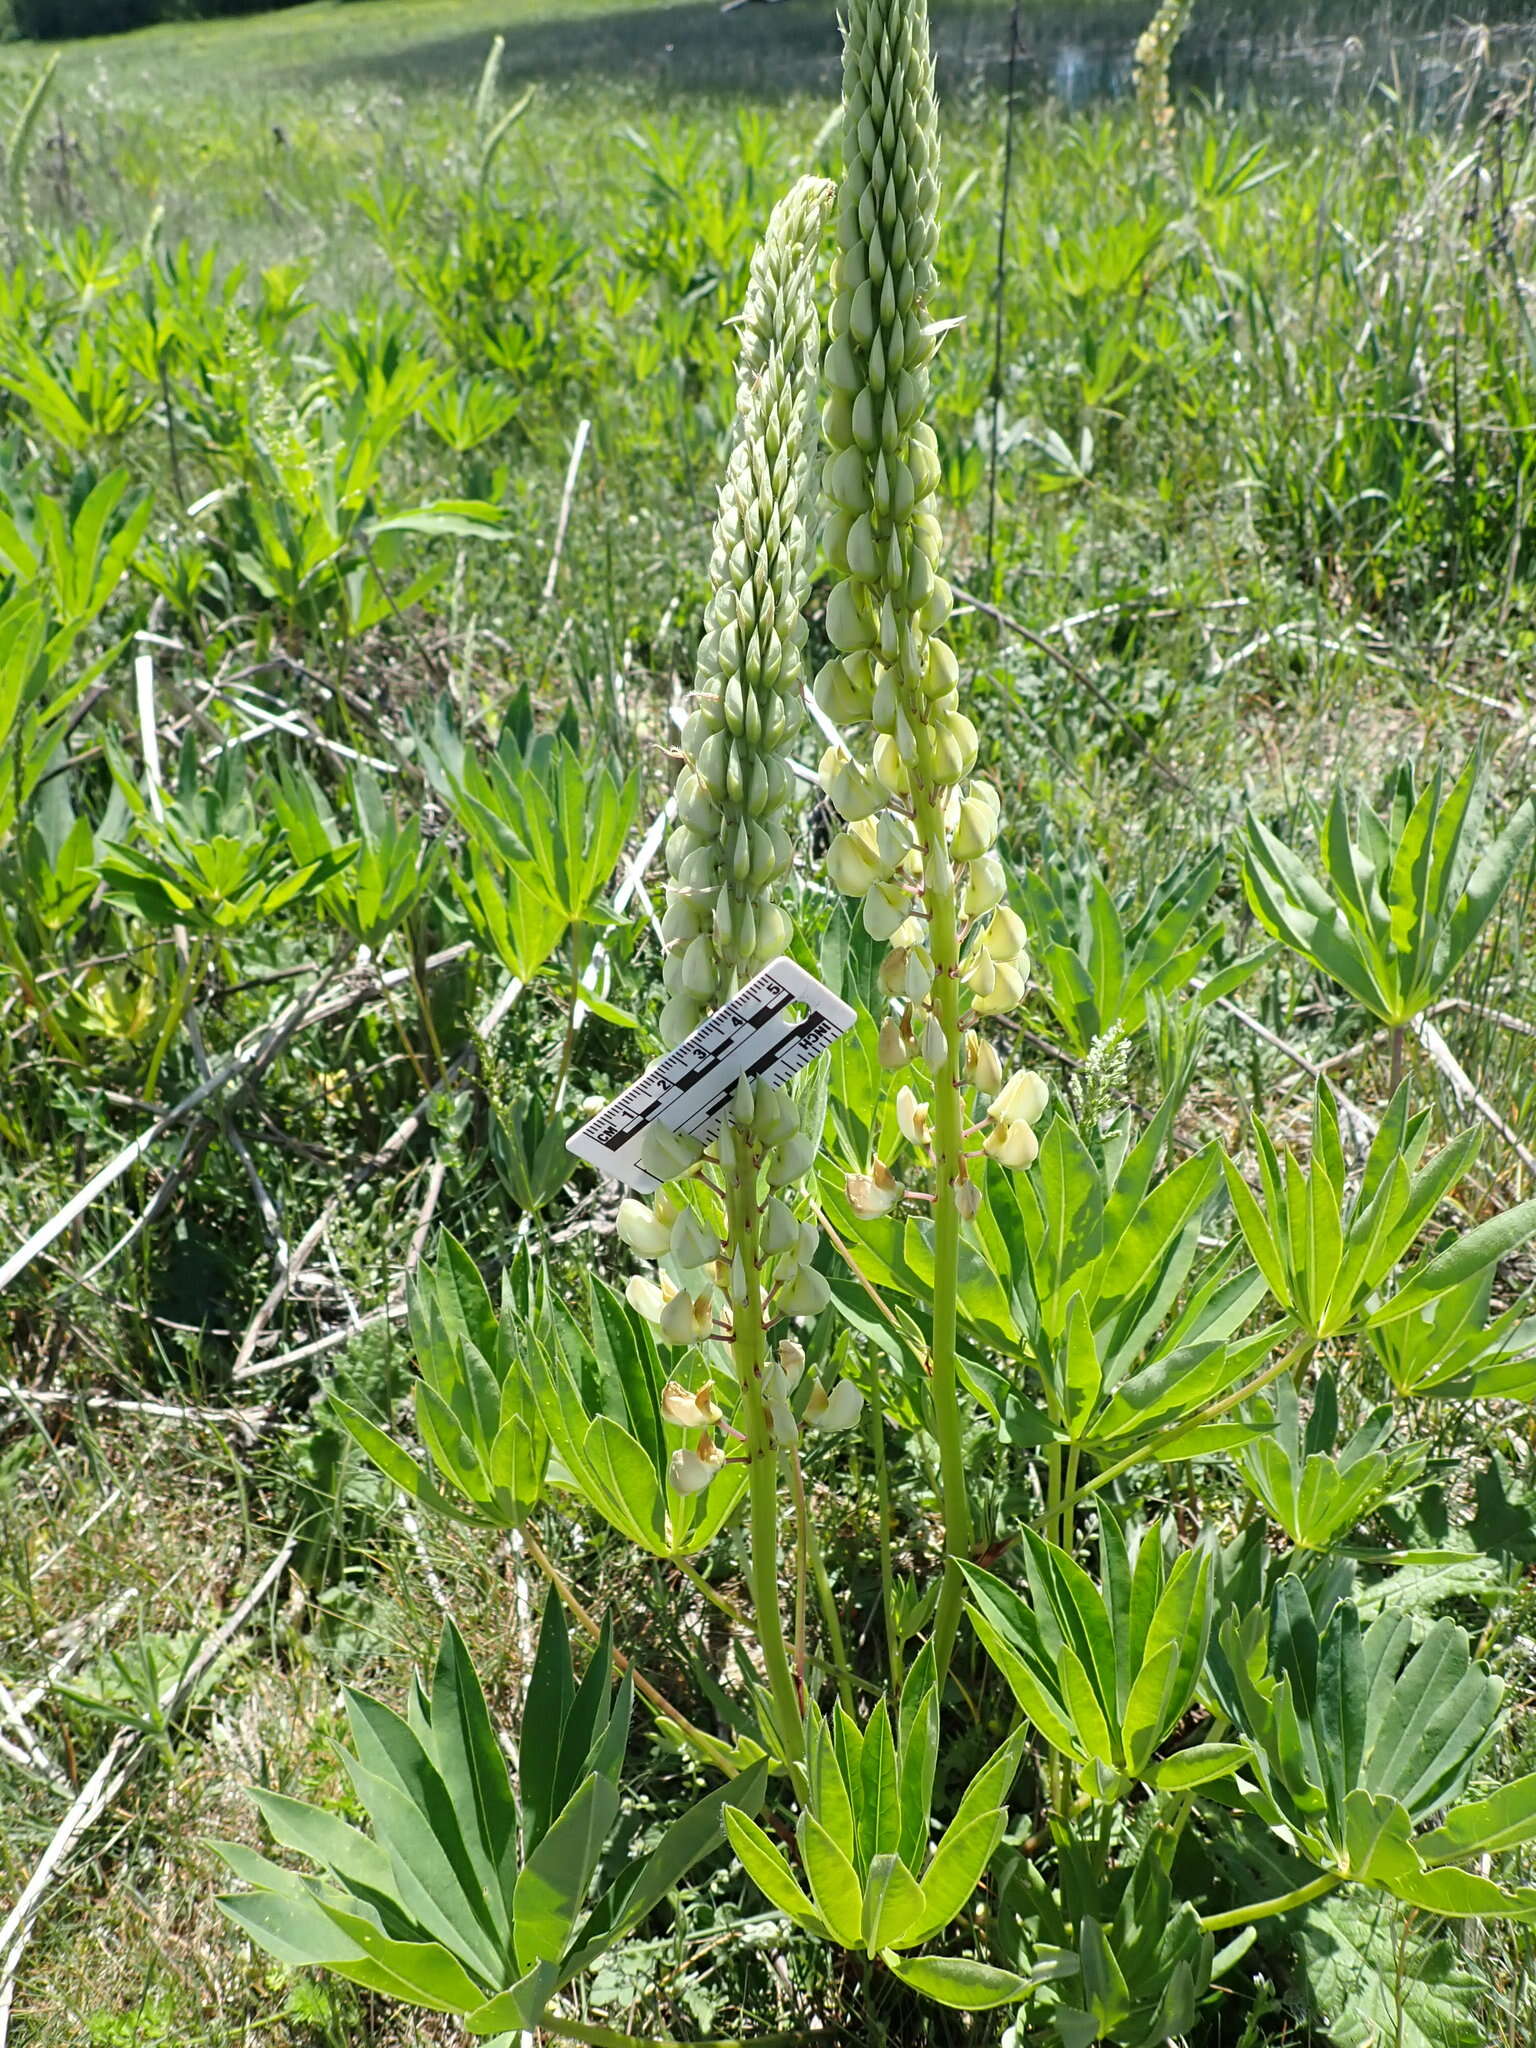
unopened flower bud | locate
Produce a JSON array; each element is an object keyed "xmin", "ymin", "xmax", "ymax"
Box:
[
  {"xmin": 767, "ymin": 1395, "xmax": 799, "ymax": 1445},
  {"xmin": 897, "ymin": 1085, "xmax": 930, "ymax": 1149},
  {"xmin": 828, "ymin": 829, "xmax": 885, "ymax": 895},
  {"xmin": 971, "ymin": 959, "xmax": 1027, "ymax": 1016},
  {"xmin": 639, "ymin": 1124, "xmax": 703, "ymax": 1184},
  {"xmin": 879, "ymin": 945, "xmax": 934, "ymax": 1002},
  {"xmin": 921, "ymin": 1009, "xmax": 948, "ymax": 1072},
  {"xmin": 761, "ymin": 1197, "xmax": 800, "ymax": 1257},
  {"xmin": 983, "ymin": 905, "xmax": 1029, "ymax": 962},
  {"xmin": 767, "ymin": 1131, "xmax": 817, "ymax": 1188},
  {"xmin": 659, "ymin": 1287, "xmax": 715, "ymax": 1345},
  {"xmin": 777, "ymin": 1339, "xmax": 806, "ymax": 1388},
  {"xmin": 955, "ymin": 1176, "xmax": 983, "ymax": 1221},
  {"xmin": 961, "ymin": 854, "xmax": 1007, "ymax": 919},
  {"xmin": 819, "ymin": 743, "xmax": 883, "ymax": 823},
  {"xmin": 671, "ymin": 1206, "xmax": 723, "ymax": 1272},
  {"xmin": 863, "ymin": 879, "xmax": 911, "ymax": 942},
  {"xmin": 877, "ymin": 1015, "xmax": 911, "ymax": 1069},
  {"xmin": 964, "ymin": 1032, "xmax": 1004, "ymax": 1096},
  {"xmin": 777, "ymin": 1266, "xmax": 831, "ymax": 1318},
  {"xmin": 951, "ymin": 788, "xmax": 1000, "ymax": 862}
]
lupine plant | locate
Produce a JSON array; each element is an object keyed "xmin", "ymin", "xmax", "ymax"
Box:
[{"xmin": 215, "ymin": 4, "xmax": 1536, "ymax": 2044}]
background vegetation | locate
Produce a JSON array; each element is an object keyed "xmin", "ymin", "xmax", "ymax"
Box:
[{"xmin": 2, "ymin": 0, "xmax": 1535, "ymax": 2043}]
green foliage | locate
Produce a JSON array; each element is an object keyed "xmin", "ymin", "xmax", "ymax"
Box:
[
  {"xmin": 1221, "ymin": 1078, "xmax": 1536, "ymax": 1342},
  {"xmin": 219, "ymin": 1598, "xmax": 767, "ymax": 2033},
  {"xmin": 1010, "ymin": 1854, "xmax": 1220, "ymax": 2048},
  {"xmin": 726, "ymin": 1646, "xmax": 1041, "ymax": 2008},
  {"xmin": 524, "ymin": 1269, "xmax": 748, "ymax": 1560},
  {"xmin": 1213, "ymin": 1577, "xmax": 1536, "ymax": 1915},
  {"xmin": 964, "ymin": 1522, "xmax": 1239, "ymax": 1799},
  {"xmin": 1244, "ymin": 755, "xmax": 1536, "ymax": 1029},
  {"xmin": 1234, "ymin": 1374, "xmax": 1425, "ymax": 1552},
  {"xmin": 1018, "ymin": 841, "xmax": 1262, "ymax": 1058},
  {"xmin": 332, "ymin": 1235, "xmax": 547, "ymax": 1532}
]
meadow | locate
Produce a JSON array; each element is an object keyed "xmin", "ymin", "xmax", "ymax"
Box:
[{"xmin": 2, "ymin": 0, "xmax": 1536, "ymax": 2043}]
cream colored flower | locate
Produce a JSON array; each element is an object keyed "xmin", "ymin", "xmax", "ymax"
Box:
[
  {"xmin": 669, "ymin": 1434, "xmax": 726, "ymax": 1494},
  {"xmin": 805, "ymin": 1378, "xmax": 864, "ymax": 1432},
  {"xmin": 661, "ymin": 1379, "xmax": 723, "ymax": 1429}
]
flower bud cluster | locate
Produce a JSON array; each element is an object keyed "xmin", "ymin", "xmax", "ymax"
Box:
[
  {"xmin": 659, "ymin": 175, "xmax": 835, "ymax": 1047},
  {"xmin": 820, "ymin": 0, "xmax": 1037, "ymax": 1222},
  {"xmin": 620, "ymin": 1078, "xmax": 863, "ymax": 1494}
]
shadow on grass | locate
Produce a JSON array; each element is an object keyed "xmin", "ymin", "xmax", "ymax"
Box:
[{"xmin": 301, "ymin": 0, "xmax": 1152, "ymax": 102}]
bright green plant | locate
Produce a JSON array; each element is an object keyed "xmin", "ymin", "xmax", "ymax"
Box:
[
  {"xmin": 1367, "ymin": 1264, "xmax": 1536, "ymax": 1399},
  {"xmin": 333, "ymin": 1235, "xmax": 547, "ymax": 1533},
  {"xmin": 1220, "ymin": 1079, "xmax": 1536, "ymax": 1343},
  {"xmin": 218, "ymin": 1600, "xmax": 767, "ymax": 2039},
  {"xmin": 1004, "ymin": 1855, "xmax": 1222, "ymax": 2048},
  {"xmin": 1210, "ymin": 1578, "xmax": 1536, "ymax": 1923},
  {"xmin": 1233, "ymin": 1374, "xmax": 1425, "ymax": 1553},
  {"xmin": 963, "ymin": 1524, "xmax": 1243, "ymax": 1801},
  {"xmin": 1017, "ymin": 841, "xmax": 1262, "ymax": 1060},
  {"xmin": 725, "ymin": 1648, "xmax": 1042, "ymax": 2009},
  {"xmin": 1243, "ymin": 754, "xmax": 1536, "ymax": 1081}
]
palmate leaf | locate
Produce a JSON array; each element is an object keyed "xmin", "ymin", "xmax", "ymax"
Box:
[
  {"xmin": 1291, "ymin": 1889, "xmax": 1483, "ymax": 2048},
  {"xmin": 220, "ymin": 1607, "xmax": 758, "ymax": 2032}
]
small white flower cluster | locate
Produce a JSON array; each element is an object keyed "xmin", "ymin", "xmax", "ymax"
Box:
[
  {"xmin": 662, "ymin": 1340, "xmax": 863, "ymax": 1494},
  {"xmin": 617, "ymin": 1076, "xmax": 865, "ymax": 1495}
]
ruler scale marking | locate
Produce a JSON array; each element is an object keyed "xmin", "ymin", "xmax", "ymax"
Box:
[{"xmin": 568, "ymin": 957, "xmax": 855, "ymax": 1191}]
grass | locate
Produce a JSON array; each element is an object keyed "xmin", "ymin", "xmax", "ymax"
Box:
[{"xmin": 1, "ymin": 0, "xmax": 1536, "ymax": 2041}]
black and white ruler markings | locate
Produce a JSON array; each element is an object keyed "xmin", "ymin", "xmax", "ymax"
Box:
[{"xmin": 568, "ymin": 957, "xmax": 855, "ymax": 1193}]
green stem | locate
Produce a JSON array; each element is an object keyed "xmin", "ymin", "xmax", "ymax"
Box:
[
  {"xmin": 916, "ymin": 804, "xmax": 973, "ymax": 1685},
  {"xmin": 143, "ymin": 934, "xmax": 204, "ymax": 1103},
  {"xmin": 1198, "ymin": 1869, "xmax": 1344, "ymax": 1933},
  {"xmin": 804, "ymin": 1495, "xmax": 855, "ymax": 1715},
  {"xmin": 867, "ymin": 1369, "xmax": 903, "ymax": 1693},
  {"xmin": 520, "ymin": 1527, "xmax": 736, "ymax": 1776},
  {"xmin": 724, "ymin": 1117, "xmax": 804, "ymax": 1766},
  {"xmin": 1056, "ymin": 1335, "xmax": 1315, "ymax": 1524}
]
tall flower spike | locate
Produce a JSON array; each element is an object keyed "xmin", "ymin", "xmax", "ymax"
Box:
[
  {"xmin": 628, "ymin": 179, "xmax": 836, "ymax": 1767},
  {"xmin": 820, "ymin": 0, "xmax": 1032, "ymax": 1681},
  {"xmin": 660, "ymin": 174, "xmax": 837, "ymax": 1048}
]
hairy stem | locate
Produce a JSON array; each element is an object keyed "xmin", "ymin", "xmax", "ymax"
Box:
[
  {"xmin": 920, "ymin": 814, "xmax": 973, "ymax": 1683},
  {"xmin": 724, "ymin": 1120, "xmax": 804, "ymax": 1764}
]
